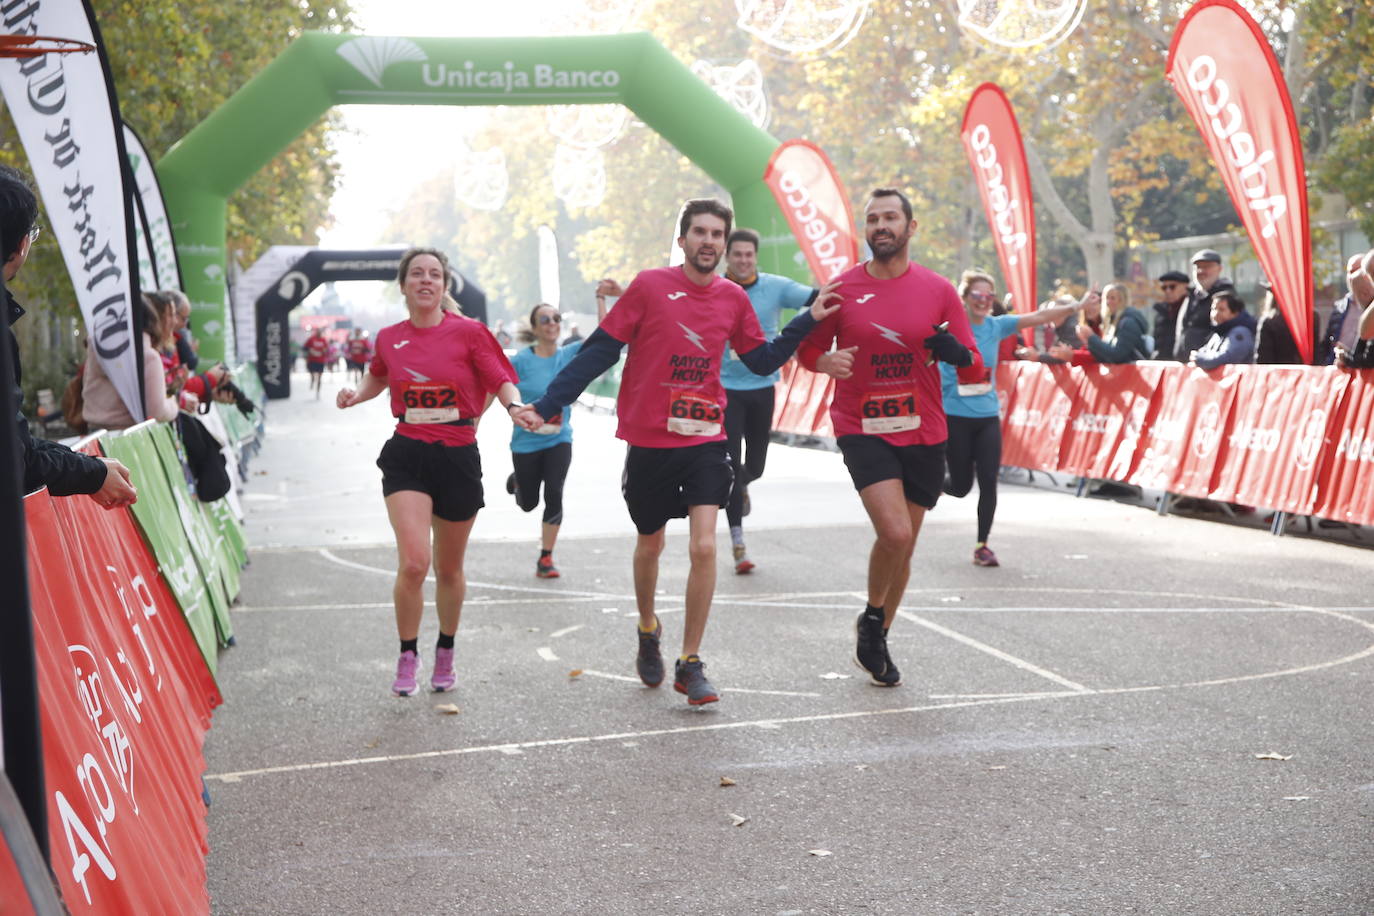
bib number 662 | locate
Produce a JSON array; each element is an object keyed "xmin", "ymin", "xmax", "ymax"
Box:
[{"xmin": 403, "ymin": 389, "xmax": 455, "ymax": 409}]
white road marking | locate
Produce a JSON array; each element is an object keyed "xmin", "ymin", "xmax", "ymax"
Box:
[
  {"xmin": 901, "ymin": 611, "xmax": 1092, "ymax": 693},
  {"xmin": 205, "ymin": 608, "xmax": 1374, "ymax": 785},
  {"xmin": 549, "ymin": 625, "xmax": 585, "ymax": 639},
  {"xmin": 536, "ymin": 647, "xmax": 559, "ymax": 662},
  {"xmin": 316, "ymin": 548, "xmax": 636, "ymax": 599},
  {"xmin": 577, "ymin": 669, "xmax": 821, "ymax": 698}
]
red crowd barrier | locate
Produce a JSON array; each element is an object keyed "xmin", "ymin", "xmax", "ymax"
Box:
[
  {"xmin": 22, "ymin": 487, "xmax": 222, "ymax": 913},
  {"xmin": 772, "ymin": 359, "xmax": 1374, "ymax": 525}
]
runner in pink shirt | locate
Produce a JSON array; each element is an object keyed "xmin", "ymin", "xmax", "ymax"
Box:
[
  {"xmin": 799, "ymin": 188, "xmax": 987, "ymax": 688},
  {"xmin": 337, "ymin": 247, "xmax": 521, "ymax": 698},
  {"xmin": 514, "ymin": 198, "xmax": 840, "ymax": 705}
]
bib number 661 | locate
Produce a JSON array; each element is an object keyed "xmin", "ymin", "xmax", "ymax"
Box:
[{"xmin": 862, "ymin": 394, "xmax": 915, "ymax": 418}]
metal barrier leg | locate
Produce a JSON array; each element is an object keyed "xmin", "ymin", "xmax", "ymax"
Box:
[{"xmin": 1270, "ymin": 511, "xmax": 1286, "ymax": 536}]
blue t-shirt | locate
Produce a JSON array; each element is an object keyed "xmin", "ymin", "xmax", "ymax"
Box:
[
  {"xmin": 720, "ymin": 273, "xmax": 816, "ymax": 391},
  {"xmin": 510, "ymin": 342, "xmax": 581, "ymax": 453},
  {"xmin": 941, "ymin": 313, "xmax": 1020, "ymax": 418}
]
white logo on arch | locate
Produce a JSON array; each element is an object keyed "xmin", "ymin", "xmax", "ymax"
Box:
[{"xmin": 338, "ymin": 37, "xmax": 427, "ymax": 89}]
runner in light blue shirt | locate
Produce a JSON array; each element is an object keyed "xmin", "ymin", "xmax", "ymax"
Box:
[
  {"xmin": 506, "ymin": 296, "xmax": 605, "ymax": 578},
  {"xmin": 721, "ymin": 228, "xmax": 818, "ymax": 574},
  {"xmin": 939, "ymin": 270, "xmax": 1077, "ymax": 568}
]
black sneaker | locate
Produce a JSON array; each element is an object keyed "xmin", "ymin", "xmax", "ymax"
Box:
[
  {"xmin": 854, "ymin": 612, "xmax": 901, "ymax": 686},
  {"xmin": 673, "ymin": 655, "xmax": 719, "ymax": 705},
  {"xmin": 636, "ymin": 619, "xmax": 664, "ymax": 687}
]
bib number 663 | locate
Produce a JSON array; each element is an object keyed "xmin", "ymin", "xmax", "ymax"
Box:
[{"xmin": 671, "ymin": 398, "xmax": 721, "ymax": 422}]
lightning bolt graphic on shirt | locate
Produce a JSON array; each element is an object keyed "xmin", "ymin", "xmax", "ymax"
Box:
[
  {"xmin": 678, "ymin": 322, "xmax": 706, "ymax": 352},
  {"xmin": 870, "ymin": 322, "xmax": 906, "ymax": 348}
]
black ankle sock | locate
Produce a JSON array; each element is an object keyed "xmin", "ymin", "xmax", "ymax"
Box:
[
  {"xmin": 400, "ymin": 638, "xmax": 418, "ymax": 655},
  {"xmin": 863, "ymin": 603, "xmax": 884, "ymax": 622},
  {"xmin": 436, "ymin": 632, "xmax": 455, "ymax": 650},
  {"xmin": 540, "ymin": 549, "xmax": 552, "ymax": 559}
]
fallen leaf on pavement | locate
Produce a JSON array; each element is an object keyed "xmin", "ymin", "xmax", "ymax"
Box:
[
  {"xmin": 1254, "ymin": 752, "xmax": 1292, "ymax": 761},
  {"xmin": 435, "ymin": 703, "xmax": 461, "ymax": 715},
  {"xmin": 729, "ymin": 813, "xmax": 748, "ymax": 827},
  {"xmin": 568, "ymin": 669, "xmax": 583, "ymax": 679},
  {"xmin": 720, "ymin": 776, "xmax": 736, "ymax": 787},
  {"xmin": 808, "ymin": 849, "xmax": 832, "ymax": 857}
]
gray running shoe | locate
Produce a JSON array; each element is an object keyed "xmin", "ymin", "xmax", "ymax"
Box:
[
  {"xmin": 673, "ymin": 655, "xmax": 719, "ymax": 705},
  {"xmin": 854, "ymin": 613, "xmax": 901, "ymax": 686},
  {"xmin": 636, "ymin": 619, "xmax": 664, "ymax": 687}
]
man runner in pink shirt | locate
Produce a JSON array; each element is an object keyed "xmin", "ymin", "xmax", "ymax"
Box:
[
  {"xmin": 800, "ymin": 188, "xmax": 987, "ymax": 687},
  {"xmin": 514, "ymin": 198, "xmax": 840, "ymax": 705}
]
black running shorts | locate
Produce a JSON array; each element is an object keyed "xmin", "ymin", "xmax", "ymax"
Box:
[
  {"xmin": 306, "ymin": 360, "xmax": 326, "ymax": 374},
  {"xmin": 377, "ymin": 434, "xmax": 484, "ymax": 522},
  {"xmin": 836, "ymin": 434, "xmax": 946, "ymax": 509},
  {"xmin": 621, "ymin": 440, "xmax": 733, "ymax": 535}
]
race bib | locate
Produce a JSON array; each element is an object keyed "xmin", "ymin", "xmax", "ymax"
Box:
[
  {"xmin": 401, "ymin": 382, "xmax": 461, "ymax": 424},
  {"xmin": 957, "ymin": 382, "xmax": 993, "ymax": 397},
  {"xmin": 667, "ymin": 390, "xmax": 722, "ymax": 437},
  {"xmin": 533, "ymin": 412, "xmax": 563, "ymax": 435},
  {"xmin": 861, "ymin": 390, "xmax": 920, "ymax": 434}
]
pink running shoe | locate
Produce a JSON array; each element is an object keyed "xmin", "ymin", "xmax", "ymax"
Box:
[
  {"xmin": 431, "ymin": 647, "xmax": 456, "ymax": 693},
  {"xmin": 392, "ymin": 650, "xmax": 422, "ymax": 697},
  {"xmin": 973, "ymin": 545, "xmax": 999, "ymax": 567}
]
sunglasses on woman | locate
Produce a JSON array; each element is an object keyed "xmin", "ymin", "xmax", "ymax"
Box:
[{"xmin": 538, "ymin": 314, "xmax": 562, "ymax": 325}]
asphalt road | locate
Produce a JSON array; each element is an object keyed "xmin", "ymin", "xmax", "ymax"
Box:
[{"xmin": 205, "ymin": 370, "xmax": 1374, "ymax": 915}]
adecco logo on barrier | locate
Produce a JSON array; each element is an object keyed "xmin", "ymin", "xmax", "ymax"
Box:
[
  {"xmin": 1334, "ymin": 425, "xmax": 1374, "ymax": 463},
  {"xmin": 1192, "ymin": 401, "xmax": 1222, "ymax": 459}
]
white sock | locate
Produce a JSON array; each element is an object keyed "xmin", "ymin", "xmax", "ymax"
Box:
[{"xmin": 730, "ymin": 526, "xmax": 744, "ymax": 547}]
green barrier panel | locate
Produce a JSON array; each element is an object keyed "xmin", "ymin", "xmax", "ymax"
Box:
[
  {"xmin": 103, "ymin": 427, "xmax": 221, "ymax": 675},
  {"xmin": 203, "ymin": 498, "xmax": 245, "ymax": 596},
  {"xmin": 215, "ymin": 401, "xmax": 256, "ymax": 446},
  {"xmin": 158, "ymin": 33, "xmax": 803, "ymax": 363},
  {"xmin": 145, "ymin": 424, "xmax": 237, "ymax": 648}
]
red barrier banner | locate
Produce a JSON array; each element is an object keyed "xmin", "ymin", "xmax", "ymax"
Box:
[
  {"xmin": 1127, "ymin": 365, "xmax": 1238, "ymax": 495},
  {"xmin": 763, "ymin": 139, "xmax": 859, "ymax": 283},
  {"xmin": 1313, "ymin": 370, "xmax": 1374, "ymax": 525},
  {"xmin": 1001, "ymin": 363, "xmax": 1078, "ymax": 471},
  {"xmin": 1057, "ymin": 364, "xmax": 1164, "ymax": 480},
  {"xmin": 1167, "ymin": 0, "xmax": 1314, "ymax": 362},
  {"xmin": 810, "ymin": 377, "xmax": 836, "ymax": 438},
  {"xmin": 1209, "ymin": 366, "xmax": 1348, "ymax": 511},
  {"xmin": 961, "ymin": 83, "xmax": 1037, "ymax": 317},
  {"xmin": 776, "ymin": 364, "xmax": 823, "ymax": 436},
  {"xmin": 24, "ymin": 489, "xmax": 220, "ymax": 914},
  {"xmin": 772, "ymin": 360, "xmax": 797, "ymax": 428}
]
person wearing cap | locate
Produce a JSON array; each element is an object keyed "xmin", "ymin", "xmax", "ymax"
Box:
[
  {"xmin": 1150, "ymin": 270, "xmax": 1190, "ymax": 361},
  {"xmin": 1174, "ymin": 249, "xmax": 1233, "ymax": 361}
]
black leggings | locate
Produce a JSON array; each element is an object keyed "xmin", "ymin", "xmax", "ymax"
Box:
[
  {"xmin": 943, "ymin": 415, "xmax": 1002, "ymax": 543},
  {"xmin": 512, "ymin": 441, "xmax": 572, "ymax": 525},
  {"xmin": 724, "ymin": 386, "xmax": 775, "ymax": 527}
]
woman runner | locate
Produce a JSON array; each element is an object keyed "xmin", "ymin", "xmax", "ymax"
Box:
[
  {"xmin": 336, "ymin": 247, "xmax": 521, "ymax": 696},
  {"xmin": 941, "ymin": 270, "xmax": 1077, "ymax": 567},
  {"xmin": 505, "ymin": 295, "xmax": 606, "ymax": 577}
]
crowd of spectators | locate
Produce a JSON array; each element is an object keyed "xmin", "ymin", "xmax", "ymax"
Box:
[{"xmin": 1013, "ymin": 246, "xmax": 1374, "ymax": 371}]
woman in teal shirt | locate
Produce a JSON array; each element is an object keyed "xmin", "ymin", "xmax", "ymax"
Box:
[
  {"xmin": 507, "ymin": 298, "xmax": 603, "ymax": 577},
  {"xmin": 940, "ymin": 271, "xmax": 1076, "ymax": 567}
]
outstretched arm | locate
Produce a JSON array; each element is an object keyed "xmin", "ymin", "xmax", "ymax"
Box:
[
  {"xmin": 518, "ymin": 327, "xmax": 626, "ymax": 425},
  {"xmin": 737, "ymin": 281, "xmax": 842, "ymax": 376}
]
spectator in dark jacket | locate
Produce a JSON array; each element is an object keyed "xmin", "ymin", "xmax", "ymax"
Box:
[
  {"xmin": 1151, "ymin": 270, "xmax": 1190, "ymax": 361},
  {"xmin": 1254, "ymin": 282, "xmax": 1313, "ymax": 364},
  {"xmin": 1175, "ymin": 249, "xmax": 1234, "ymax": 361},
  {"xmin": 1, "ymin": 165, "xmax": 137, "ymax": 508},
  {"xmin": 1191, "ymin": 290, "xmax": 1256, "ymax": 368},
  {"xmin": 1050, "ymin": 284, "xmax": 1150, "ymax": 365},
  {"xmin": 1318, "ymin": 254, "xmax": 1367, "ymax": 365}
]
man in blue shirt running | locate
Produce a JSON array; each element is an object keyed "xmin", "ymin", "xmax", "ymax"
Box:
[{"xmin": 720, "ymin": 228, "xmax": 820, "ymax": 574}]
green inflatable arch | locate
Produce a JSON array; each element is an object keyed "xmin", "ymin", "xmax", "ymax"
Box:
[{"xmin": 158, "ymin": 32, "xmax": 808, "ymax": 363}]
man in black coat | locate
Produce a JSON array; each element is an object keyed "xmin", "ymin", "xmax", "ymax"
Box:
[
  {"xmin": 2, "ymin": 165, "xmax": 136, "ymax": 508},
  {"xmin": 1150, "ymin": 270, "xmax": 1190, "ymax": 361},
  {"xmin": 1174, "ymin": 248, "xmax": 1234, "ymax": 362}
]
